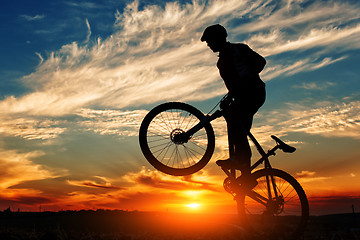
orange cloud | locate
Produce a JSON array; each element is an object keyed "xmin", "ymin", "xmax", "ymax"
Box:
[
  {"xmin": 296, "ymin": 170, "xmax": 331, "ymax": 184},
  {"xmin": 123, "ymin": 167, "xmax": 220, "ymax": 192},
  {"xmin": 0, "ymin": 149, "xmax": 66, "ymax": 189},
  {"xmin": 67, "ymin": 176, "xmax": 125, "ymax": 190},
  {"xmin": 0, "ymin": 189, "xmax": 57, "ymax": 211},
  {"xmin": 296, "ymin": 170, "xmax": 316, "ymax": 178}
]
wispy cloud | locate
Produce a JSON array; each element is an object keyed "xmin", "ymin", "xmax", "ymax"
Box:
[
  {"xmin": 286, "ymin": 101, "xmax": 360, "ymax": 138},
  {"xmin": 67, "ymin": 176, "xmax": 124, "ymax": 190},
  {"xmin": 262, "ymin": 25, "xmax": 360, "ymax": 56},
  {"xmin": 64, "ymin": 1, "xmax": 100, "ymax": 9},
  {"xmin": 292, "ymin": 81, "xmax": 336, "ymax": 90},
  {"xmin": 1, "ymin": 1, "xmax": 358, "ymax": 158},
  {"xmin": 84, "ymin": 18, "xmax": 91, "ymax": 43},
  {"xmin": 253, "ymin": 100, "xmax": 360, "ymax": 141},
  {"xmin": 2, "ymin": 0, "xmax": 359, "ymax": 118},
  {"xmin": 240, "ymin": 1, "xmax": 360, "ymax": 50},
  {"xmin": 76, "ymin": 108, "xmax": 146, "ymax": 137},
  {"xmin": 35, "ymin": 52, "xmax": 44, "ymax": 65},
  {"xmin": 262, "ymin": 56, "xmax": 347, "ymax": 81},
  {"xmin": 20, "ymin": 14, "xmax": 45, "ymax": 21},
  {"xmin": 0, "ymin": 116, "xmax": 65, "ymax": 140}
]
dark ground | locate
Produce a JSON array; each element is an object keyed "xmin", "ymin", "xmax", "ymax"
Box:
[{"xmin": 0, "ymin": 210, "xmax": 359, "ymax": 240}]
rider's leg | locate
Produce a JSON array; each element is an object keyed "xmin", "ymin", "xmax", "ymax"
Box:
[
  {"xmin": 231, "ymin": 114, "xmax": 253, "ymax": 176},
  {"xmin": 231, "ymin": 88, "xmax": 266, "ymax": 173},
  {"xmin": 226, "ymin": 111, "xmax": 259, "ymax": 191},
  {"xmin": 217, "ymin": 89, "xmax": 265, "ymax": 171},
  {"xmin": 217, "ymin": 111, "xmax": 253, "ymax": 170},
  {"xmin": 227, "ymin": 123, "xmax": 235, "ymax": 160}
]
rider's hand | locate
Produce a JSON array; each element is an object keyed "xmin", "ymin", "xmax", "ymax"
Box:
[{"xmin": 220, "ymin": 94, "xmax": 234, "ymax": 110}]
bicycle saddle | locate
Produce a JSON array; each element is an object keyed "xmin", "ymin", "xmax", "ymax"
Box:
[{"xmin": 271, "ymin": 135, "xmax": 296, "ymax": 153}]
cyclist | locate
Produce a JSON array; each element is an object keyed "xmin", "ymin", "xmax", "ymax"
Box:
[{"xmin": 201, "ymin": 24, "xmax": 266, "ymax": 182}]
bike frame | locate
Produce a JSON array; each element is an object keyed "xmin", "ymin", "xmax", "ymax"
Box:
[
  {"xmin": 182, "ymin": 109, "xmax": 278, "ymax": 172},
  {"xmin": 181, "ymin": 109, "xmax": 284, "ymax": 205},
  {"xmin": 140, "ymin": 101, "xmax": 308, "ymax": 236}
]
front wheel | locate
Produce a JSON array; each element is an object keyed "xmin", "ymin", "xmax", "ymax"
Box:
[
  {"xmin": 139, "ymin": 102, "xmax": 215, "ymax": 176},
  {"xmin": 236, "ymin": 168, "xmax": 309, "ymax": 239}
]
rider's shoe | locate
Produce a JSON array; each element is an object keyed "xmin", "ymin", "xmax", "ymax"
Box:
[{"xmin": 216, "ymin": 158, "xmax": 242, "ymax": 170}]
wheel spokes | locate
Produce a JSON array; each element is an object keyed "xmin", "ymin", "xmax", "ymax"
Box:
[
  {"xmin": 243, "ymin": 173, "xmax": 305, "ymax": 237},
  {"xmin": 146, "ymin": 109, "xmax": 208, "ymax": 169}
]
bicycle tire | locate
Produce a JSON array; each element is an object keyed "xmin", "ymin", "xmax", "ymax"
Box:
[
  {"xmin": 236, "ymin": 168, "xmax": 309, "ymax": 239},
  {"xmin": 139, "ymin": 102, "xmax": 215, "ymax": 176}
]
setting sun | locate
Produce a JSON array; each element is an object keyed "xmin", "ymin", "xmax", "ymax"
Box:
[{"xmin": 186, "ymin": 203, "xmax": 200, "ymax": 209}]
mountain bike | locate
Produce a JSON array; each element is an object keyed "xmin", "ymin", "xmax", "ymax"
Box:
[{"xmin": 139, "ymin": 100, "xmax": 309, "ymax": 238}]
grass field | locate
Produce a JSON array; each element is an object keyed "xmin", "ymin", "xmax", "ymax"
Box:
[{"xmin": 0, "ymin": 210, "xmax": 359, "ymax": 240}]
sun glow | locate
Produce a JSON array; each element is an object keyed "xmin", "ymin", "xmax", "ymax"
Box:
[{"xmin": 186, "ymin": 203, "xmax": 200, "ymax": 209}]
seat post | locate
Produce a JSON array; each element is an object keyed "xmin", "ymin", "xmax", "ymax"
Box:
[
  {"xmin": 248, "ymin": 132, "xmax": 266, "ymax": 157},
  {"xmin": 231, "ymin": 168, "xmax": 236, "ymax": 178}
]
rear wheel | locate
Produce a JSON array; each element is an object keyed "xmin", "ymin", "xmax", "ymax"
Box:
[
  {"xmin": 236, "ymin": 169, "xmax": 309, "ymax": 239},
  {"xmin": 139, "ymin": 102, "xmax": 215, "ymax": 176}
]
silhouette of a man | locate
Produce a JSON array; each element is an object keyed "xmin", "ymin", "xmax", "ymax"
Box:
[{"xmin": 201, "ymin": 24, "xmax": 266, "ymax": 179}]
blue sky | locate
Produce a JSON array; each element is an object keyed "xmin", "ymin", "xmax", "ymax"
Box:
[{"xmin": 0, "ymin": 0, "xmax": 360, "ymax": 215}]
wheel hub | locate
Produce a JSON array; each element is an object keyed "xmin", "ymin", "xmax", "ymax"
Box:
[
  {"xmin": 170, "ymin": 128, "xmax": 187, "ymax": 144},
  {"xmin": 266, "ymin": 197, "xmax": 285, "ymax": 215}
]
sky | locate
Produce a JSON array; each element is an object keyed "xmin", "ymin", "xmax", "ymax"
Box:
[{"xmin": 0, "ymin": 0, "xmax": 359, "ymax": 216}]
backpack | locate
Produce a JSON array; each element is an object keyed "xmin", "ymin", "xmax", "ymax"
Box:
[{"xmin": 234, "ymin": 43, "xmax": 266, "ymax": 74}]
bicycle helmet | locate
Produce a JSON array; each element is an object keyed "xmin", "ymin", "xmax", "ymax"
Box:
[{"xmin": 201, "ymin": 24, "xmax": 227, "ymax": 42}]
